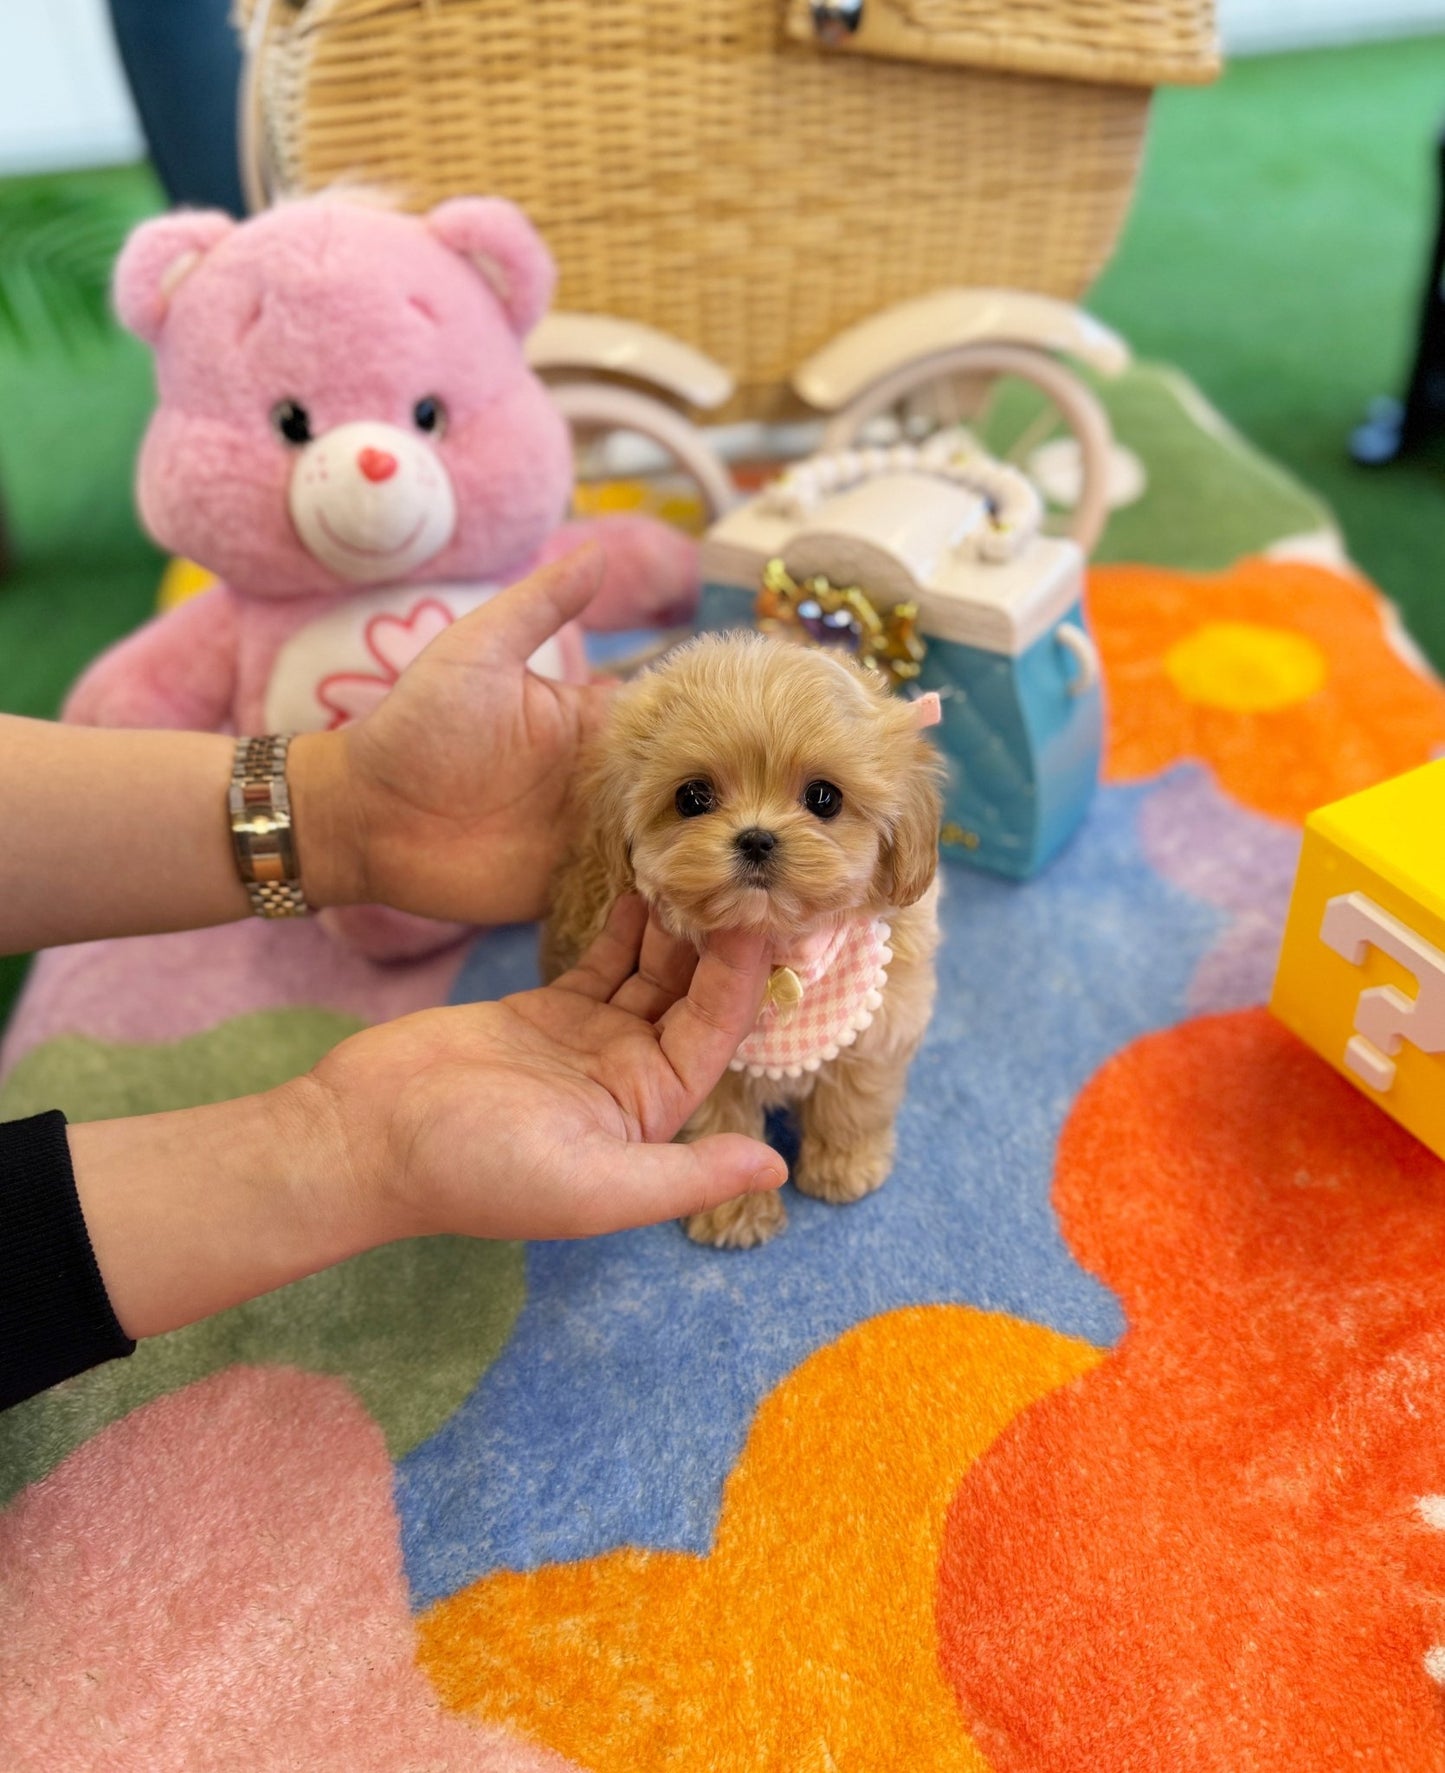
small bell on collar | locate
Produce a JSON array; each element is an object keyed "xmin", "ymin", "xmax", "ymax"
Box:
[{"xmin": 764, "ymin": 964, "xmax": 805, "ymax": 1021}]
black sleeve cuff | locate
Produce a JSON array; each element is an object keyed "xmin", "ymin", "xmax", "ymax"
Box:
[{"xmin": 0, "ymin": 1110, "xmax": 135, "ymax": 1411}]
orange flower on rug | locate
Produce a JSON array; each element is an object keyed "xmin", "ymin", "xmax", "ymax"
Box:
[
  {"xmin": 418, "ymin": 1308, "xmax": 1100, "ymax": 1772},
  {"xmin": 939, "ymin": 1009, "xmax": 1445, "ymax": 1772},
  {"xmin": 1089, "ymin": 557, "xmax": 1445, "ymax": 821}
]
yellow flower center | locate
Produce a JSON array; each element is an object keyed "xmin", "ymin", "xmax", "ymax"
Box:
[{"xmin": 1165, "ymin": 621, "xmax": 1327, "ymax": 713}]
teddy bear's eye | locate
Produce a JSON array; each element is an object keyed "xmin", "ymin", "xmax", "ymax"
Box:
[
  {"xmin": 271, "ymin": 400, "xmax": 312, "ymax": 446},
  {"xmin": 413, "ymin": 396, "xmax": 447, "ymax": 437},
  {"xmin": 675, "ymin": 779, "xmax": 715, "ymax": 818},
  {"xmin": 802, "ymin": 779, "xmax": 843, "ymax": 819}
]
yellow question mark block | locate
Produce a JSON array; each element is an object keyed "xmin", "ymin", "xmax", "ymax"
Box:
[{"xmin": 1271, "ymin": 758, "xmax": 1445, "ymax": 1161}]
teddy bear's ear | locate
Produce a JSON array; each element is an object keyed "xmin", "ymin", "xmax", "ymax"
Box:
[
  {"xmin": 426, "ymin": 197, "xmax": 557, "ymax": 338},
  {"xmin": 113, "ymin": 210, "xmax": 237, "ymax": 344}
]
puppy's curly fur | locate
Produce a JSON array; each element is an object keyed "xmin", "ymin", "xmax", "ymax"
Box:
[{"xmin": 542, "ymin": 632, "xmax": 944, "ymax": 1248}]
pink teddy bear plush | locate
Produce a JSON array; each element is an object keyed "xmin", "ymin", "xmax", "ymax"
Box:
[{"xmin": 66, "ymin": 193, "xmax": 699, "ymax": 959}]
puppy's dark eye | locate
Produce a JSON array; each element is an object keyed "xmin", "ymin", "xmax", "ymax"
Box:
[
  {"xmin": 272, "ymin": 400, "xmax": 312, "ymax": 446},
  {"xmin": 802, "ymin": 779, "xmax": 843, "ymax": 820},
  {"xmin": 675, "ymin": 779, "xmax": 715, "ymax": 818},
  {"xmin": 413, "ymin": 396, "xmax": 447, "ymax": 436}
]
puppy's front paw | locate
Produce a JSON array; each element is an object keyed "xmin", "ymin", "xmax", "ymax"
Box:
[
  {"xmin": 794, "ymin": 1132, "xmax": 895, "ymax": 1205},
  {"xmin": 685, "ymin": 1190, "xmax": 787, "ymax": 1250}
]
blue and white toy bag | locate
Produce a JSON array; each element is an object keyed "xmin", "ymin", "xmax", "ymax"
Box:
[{"xmin": 696, "ymin": 438, "xmax": 1103, "ymax": 879}]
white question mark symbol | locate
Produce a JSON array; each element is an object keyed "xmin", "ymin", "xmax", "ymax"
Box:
[{"xmin": 1319, "ymin": 892, "xmax": 1445, "ymax": 1090}]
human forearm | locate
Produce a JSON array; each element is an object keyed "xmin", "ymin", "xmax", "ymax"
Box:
[
  {"xmin": 0, "ymin": 718, "xmax": 360, "ymax": 953},
  {"xmin": 1, "ymin": 718, "xmax": 246, "ymax": 951},
  {"xmin": 36, "ymin": 906, "xmax": 777, "ymax": 1351},
  {"xmin": 65, "ymin": 1079, "xmax": 373, "ymax": 1340}
]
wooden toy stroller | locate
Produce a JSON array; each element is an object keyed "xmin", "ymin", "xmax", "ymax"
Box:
[{"xmin": 238, "ymin": 0, "xmax": 1218, "ymax": 546}]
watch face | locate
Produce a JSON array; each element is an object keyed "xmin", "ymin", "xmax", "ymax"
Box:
[{"xmin": 231, "ymin": 738, "xmax": 301, "ymax": 903}]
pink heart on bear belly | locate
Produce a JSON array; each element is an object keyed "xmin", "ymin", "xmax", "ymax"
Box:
[
  {"xmin": 364, "ymin": 596, "xmax": 457, "ymax": 675},
  {"xmin": 317, "ymin": 596, "xmax": 457, "ymax": 728}
]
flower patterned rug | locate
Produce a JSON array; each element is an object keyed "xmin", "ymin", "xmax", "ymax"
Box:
[{"xmin": 3, "ymin": 362, "xmax": 1444, "ymax": 1772}]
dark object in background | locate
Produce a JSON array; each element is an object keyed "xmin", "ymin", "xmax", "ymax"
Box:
[
  {"xmin": 106, "ymin": 0, "xmax": 246, "ymax": 216},
  {"xmin": 1351, "ymin": 120, "xmax": 1445, "ymax": 466}
]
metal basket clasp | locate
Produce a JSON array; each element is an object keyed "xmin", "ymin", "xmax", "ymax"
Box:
[{"xmin": 809, "ymin": 2, "xmax": 864, "ymax": 47}]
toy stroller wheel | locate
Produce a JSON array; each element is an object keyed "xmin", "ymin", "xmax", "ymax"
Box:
[
  {"xmin": 547, "ymin": 381, "xmax": 738, "ymax": 526},
  {"xmin": 818, "ymin": 341, "xmax": 1114, "ymax": 556}
]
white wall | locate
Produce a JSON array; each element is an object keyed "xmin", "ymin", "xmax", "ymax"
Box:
[
  {"xmin": 0, "ymin": 0, "xmax": 1443, "ymax": 177},
  {"xmin": 0, "ymin": 0, "xmax": 141, "ymax": 175},
  {"xmin": 1219, "ymin": 0, "xmax": 1445, "ymax": 54}
]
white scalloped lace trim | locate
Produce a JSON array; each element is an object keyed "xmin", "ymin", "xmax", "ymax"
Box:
[{"xmin": 729, "ymin": 919, "xmax": 892, "ymax": 1079}]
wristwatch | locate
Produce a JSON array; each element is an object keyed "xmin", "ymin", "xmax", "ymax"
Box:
[{"xmin": 229, "ymin": 735, "xmax": 309, "ymax": 917}]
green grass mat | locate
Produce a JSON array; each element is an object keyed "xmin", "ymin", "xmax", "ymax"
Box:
[{"xmin": 1091, "ymin": 33, "xmax": 1445, "ymax": 665}]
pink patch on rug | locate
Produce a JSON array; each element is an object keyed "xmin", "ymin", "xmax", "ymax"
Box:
[
  {"xmin": 1138, "ymin": 766, "xmax": 1300, "ymax": 1014},
  {"xmin": 0, "ymin": 1366, "xmax": 582, "ymax": 1772},
  {"xmin": 0, "ymin": 916, "xmax": 467, "ymax": 1071}
]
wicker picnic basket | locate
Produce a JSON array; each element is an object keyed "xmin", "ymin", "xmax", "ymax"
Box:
[{"xmin": 239, "ymin": 0, "xmax": 1218, "ymax": 419}]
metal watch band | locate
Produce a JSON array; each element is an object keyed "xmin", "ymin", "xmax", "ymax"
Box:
[{"xmin": 229, "ymin": 734, "xmax": 309, "ymax": 918}]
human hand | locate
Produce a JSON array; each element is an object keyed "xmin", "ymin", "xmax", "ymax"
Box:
[
  {"xmin": 291, "ymin": 548, "xmax": 615, "ymax": 924},
  {"xmin": 66, "ymin": 898, "xmax": 778, "ymax": 1344},
  {"xmin": 67, "ymin": 899, "xmax": 778, "ymax": 1342},
  {"xmin": 298, "ymin": 897, "xmax": 785, "ymax": 1244}
]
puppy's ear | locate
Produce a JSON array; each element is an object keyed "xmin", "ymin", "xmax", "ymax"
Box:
[
  {"xmin": 540, "ymin": 703, "xmax": 641, "ymax": 980},
  {"xmin": 576, "ymin": 743, "xmax": 636, "ymax": 895},
  {"xmin": 579, "ymin": 670, "xmax": 672, "ymax": 895},
  {"xmin": 872, "ymin": 739, "xmax": 944, "ymax": 909}
]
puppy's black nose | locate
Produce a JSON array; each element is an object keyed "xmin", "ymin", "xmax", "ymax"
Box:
[{"xmin": 734, "ymin": 826, "xmax": 777, "ymax": 865}]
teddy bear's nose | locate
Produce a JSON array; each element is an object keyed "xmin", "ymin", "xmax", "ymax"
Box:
[{"xmin": 357, "ymin": 447, "xmax": 398, "ymax": 484}]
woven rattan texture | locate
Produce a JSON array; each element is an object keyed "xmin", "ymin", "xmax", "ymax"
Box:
[
  {"xmin": 783, "ymin": 0, "xmax": 1218, "ymax": 87},
  {"xmin": 250, "ymin": 1, "xmax": 1186, "ymax": 418}
]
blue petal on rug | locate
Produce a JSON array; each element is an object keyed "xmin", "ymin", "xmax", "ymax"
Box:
[{"xmin": 399, "ymin": 772, "xmax": 1229, "ymax": 1607}]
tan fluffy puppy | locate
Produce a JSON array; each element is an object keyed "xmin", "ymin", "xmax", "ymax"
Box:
[{"xmin": 542, "ymin": 631, "xmax": 945, "ymax": 1249}]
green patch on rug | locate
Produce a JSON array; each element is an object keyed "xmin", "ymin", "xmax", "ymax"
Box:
[
  {"xmin": 0, "ymin": 1007, "xmax": 365, "ymax": 1121},
  {"xmin": 0, "ymin": 1009, "xmax": 526, "ymax": 1498},
  {"xmin": 0, "ymin": 1233, "xmax": 525, "ymax": 1502},
  {"xmin": 974, "ymin": 360, "xmax": 1333, "ymax": 572},
  {"xmin": 1092, "ymin": 362, "xmax": 1334, "ymax": 570}
]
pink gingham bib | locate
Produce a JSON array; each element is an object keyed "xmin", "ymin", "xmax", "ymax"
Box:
[{"xmin": 730, "ymin": 918, "xmax": 892, "ymax": 1080}]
